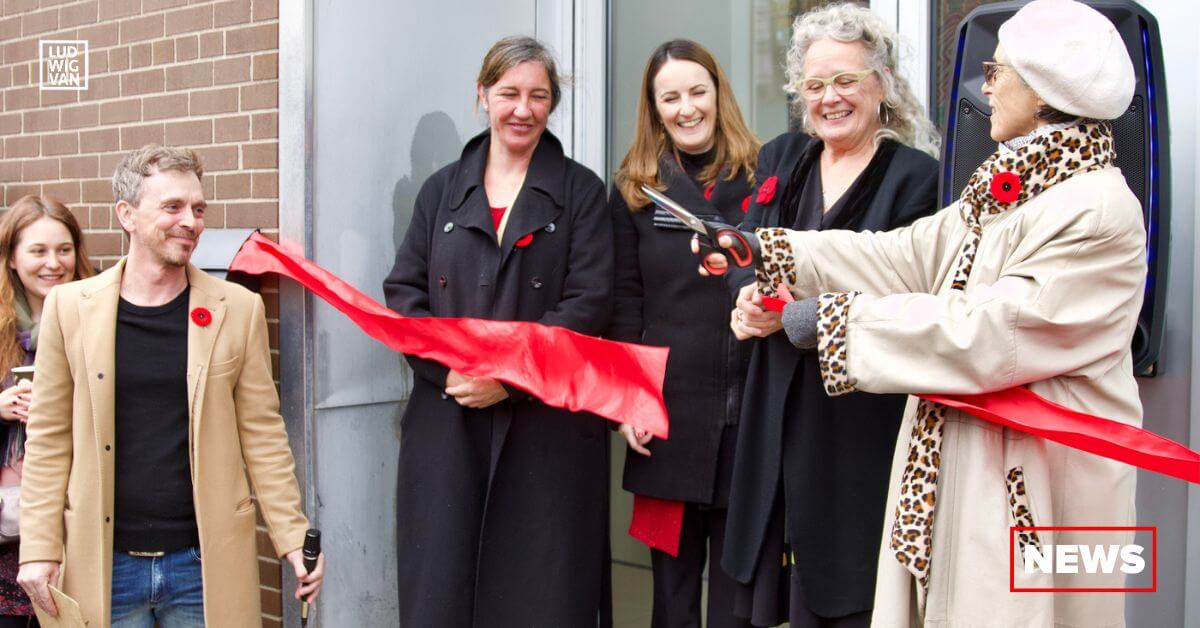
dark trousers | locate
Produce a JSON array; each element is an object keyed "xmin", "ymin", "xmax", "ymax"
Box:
[{"xmin": 651, "ymin": 503, "xmax": 751, "ymax": 628}]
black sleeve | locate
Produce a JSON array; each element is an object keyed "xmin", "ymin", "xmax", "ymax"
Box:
[
  {"xmin": 536, "ymin": 173, "xmax": 614, "ymax": 335},
  {"xmin": 606, "ymin": 185, "xmax": 644, "ymax": 343},
  {"xmin": 382, "ymin": 176, "xmax": 451, "ymax": 388},
  {"xmin": 889, "ymin": 158, "xmax": 941, "ymax": 229}
]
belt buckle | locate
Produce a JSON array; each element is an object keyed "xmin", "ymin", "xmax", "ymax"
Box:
[{"xmin": 127, "ymin": 550, "xmax": 166, "ymax": 557}]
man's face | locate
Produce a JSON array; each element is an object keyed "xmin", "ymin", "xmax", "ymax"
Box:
[{"xmin": 117, "ymin": 167, "xmax": 206, "ymax": 267}]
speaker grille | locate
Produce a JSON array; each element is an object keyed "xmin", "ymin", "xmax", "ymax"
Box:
[{"xmin": 1110, "ymin": 96, "xmax": 1147, "ymax": 214}]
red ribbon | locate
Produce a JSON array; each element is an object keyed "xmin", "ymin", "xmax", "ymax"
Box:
[
  {"xmin": 228, "ymin": 232, "xmax": 671, "ymax": 438},
  {"xmin": 629, "ymin": 494, "xmax": 685, "ymax": 557}
]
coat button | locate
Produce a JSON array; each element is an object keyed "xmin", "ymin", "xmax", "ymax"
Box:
[
  {"xmin": 105, "ymin": 517, "xmax": 111, "ymax": 523},
  {"xmin": 438, "ymin": 275, "xmax": 447, "ymax": 288},
  {"xmin": 97, "ymin": 372, "xmax": 104, "ymax": 379},
  {"xmin": 544, "ymin": 222, "xmax": 556, "ymax": 233},
  {"xmin": 105, "ymin": 444, "xmax": 112, "ymax": 451},
  {"xmin": 530, "ymin": 277, "xmax": 543, "ymax": 289},
  {"xmin": 443, "ymin": 222, "xmax": 454, "ymax": 233}
]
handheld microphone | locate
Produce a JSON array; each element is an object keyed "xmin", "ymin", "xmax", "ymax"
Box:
[{"xmin": 300, "ymin": 529, "xmax": 320, "ymax": 627}]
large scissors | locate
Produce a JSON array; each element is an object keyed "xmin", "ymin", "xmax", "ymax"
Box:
[{"xmin": 641, "ymin": 185, "xmax": 760, "ymax": 275}]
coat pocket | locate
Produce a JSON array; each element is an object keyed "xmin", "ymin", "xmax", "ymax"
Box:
[
  {"xmin": 208, "ymin": 356, "xmax": 241, "ymax": 378},
  {"xmin": 1006, "ymin": 465, "xmax": 1042, "ymax": 556}
]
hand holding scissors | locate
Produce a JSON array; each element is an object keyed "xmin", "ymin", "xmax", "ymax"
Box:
[{"xmin": 641, "ymin": 185, "xmax": 760, "ymax": 276}]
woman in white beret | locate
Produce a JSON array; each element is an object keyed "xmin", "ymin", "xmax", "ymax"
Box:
[{"xmin": 701, "ymin": 0, "xmax": 1143, "ymax": 624}]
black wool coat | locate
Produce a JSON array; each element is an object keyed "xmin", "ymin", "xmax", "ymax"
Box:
[
  {"xmin": 720, "ymin": 132, "xmax": 939, "ymax": 618},
  {"xmin": 383, "ymin": 130, "xmax": 614, "ymax": 628},
  {"xmin": 608, "ymin": 159, "xmax": 754, "ymax": 506}
]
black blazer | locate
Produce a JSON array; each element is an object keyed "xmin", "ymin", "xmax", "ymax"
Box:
[
  {"xmin": 608, "ymin": 159, "xmax": 753, "ymax": 505},
  {"xmin": 720, "ymin": 132, "xmax": 939, "ymax": 618}
]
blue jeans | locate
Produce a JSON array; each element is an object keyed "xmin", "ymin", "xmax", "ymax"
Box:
[{"xmin": 110, "ymin": 547, "xmax": 204, "ymax": 628}]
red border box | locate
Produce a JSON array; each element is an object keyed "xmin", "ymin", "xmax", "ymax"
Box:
[{"xmin": 1009, "ymin": 526, "xmax": 1157, "ymax": 592}]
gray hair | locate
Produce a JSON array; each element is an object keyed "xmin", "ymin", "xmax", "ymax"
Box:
[
  {"xmin": 112, "ymin": 144, "xmax": 204, "ymax": 205},
  {"xmin": 784, "ymin": 2, "xmax": 940, "ymax": 157}
]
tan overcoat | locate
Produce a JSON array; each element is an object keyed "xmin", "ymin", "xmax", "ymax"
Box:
[{"xmin": 20, "ymin": 260, "xmax": 308, "ymax": 628}]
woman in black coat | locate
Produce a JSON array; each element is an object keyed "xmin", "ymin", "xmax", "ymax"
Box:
[
  {"xmin": 383, "ymin": 37, "xmax": 613, "ymax": 627},
  {"xmin": 716, "ymin": 6, "xmax": 941, "ymax": 627},
  {"xmin": 609, "ymin": 40, "xmax": 760, "ymax": 628}
]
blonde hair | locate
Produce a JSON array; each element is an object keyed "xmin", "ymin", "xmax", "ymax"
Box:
[
  {"xmin": 785, "ymin": 2, "xmax": 939, "ymax": 157},
  {"xmin": 112, "ymin": 144, "xmax": 204, "ymax": 206},
  {"xmin": 0, "ymin": 196, "xmax": 93, "ymax": 377},
  {"xmin": 476, "ymin": 36, "xmax": 564, "ymax": 112},
  {"xmin": 616, "ymin": 39, "xmax": 761, "ymax": 209}
]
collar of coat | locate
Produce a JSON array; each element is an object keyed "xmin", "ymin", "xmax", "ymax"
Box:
[
  {"xmin": 959, "ymin": 122, "xmax": 1116, "ymax": 226},
  {"xmin": 448, "ymin": 129, "xmax": 568, "ymax": 210}
]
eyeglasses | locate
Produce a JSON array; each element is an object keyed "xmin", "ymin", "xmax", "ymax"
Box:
[
  {"xmin": 794, "ymin": 69, "xmax": 875, "ymax": 101},
  {"xmin": 982, "ymin": 61, "xmax": 1013, "ymax": 85}
]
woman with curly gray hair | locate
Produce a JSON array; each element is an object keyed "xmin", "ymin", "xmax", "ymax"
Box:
[{"xmin": 717, "ymin": 3, "xmax": 939, "ymax": 626}]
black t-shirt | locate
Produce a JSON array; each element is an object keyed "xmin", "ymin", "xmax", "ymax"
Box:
[{"xmin": 113, "ymin": 287, "xmax": 198, "ymax": 552}]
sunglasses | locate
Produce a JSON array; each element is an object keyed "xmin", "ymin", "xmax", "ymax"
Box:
[{"xmin": 982, "ymin": 61, "xmax": 1013, "ymax": 85}]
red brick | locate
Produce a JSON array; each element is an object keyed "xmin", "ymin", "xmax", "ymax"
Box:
[
  {"xmin": 22, "ymin": 8, "xmax": 58, "ymax": 36},
  {"xmin": 252, "ymin": 0, "xmax": 278, "ymax": 22},
  {"xmin": 143, "ymin": 93, "xmax": 188, "ymax": 120},
  {"xmin": 87, "ymin": 231, "xmax": 123, "ymax": 256},
  {"xmin": 89, "ymin": 49, "xmax": 108, "ymax": 74},
  {"xmin": 42, "ymin": 132, "xmax": 79, "ymax": 156},
  {"xmin": 3, "ymin": 86, "xmax": 38, "ymax": 110},
  {"xmin": 43, "ymin": 180, "xmax": 81, "ymax": 203},
  {"xmin": 99, "ymin": 0, "xmax": 139, "ymax": 20},
  {"xmin": 119, "ymin": 124, "xmax": 165, "ymax": 151},
  {"xmin": 82, "ymin": 178, "xmax": 112, "ymax": 203},
  {"xmin": 23, "ymin": 109, "xmax": 58, "ymax": 133},
  {"xmin": 251, "ymin": 171, "xmax": 276, "ymax": 198},
  {"xmin": 99, "ymin": 99, "xmax": 140, "ymax": 125},
  {"xmin": 175, "ymin": 34, "xmax": 198, "ymax": 61},
  {"xmin": 143, "ymin": 0, "xmax": 189, "ymax": 9},
  {"xmin": 226, "ymin": 23, "xmax": 274, "ymax": 54},
  {"xmin": 0, "ymin": 16, "xmax": 19, "ymax": 41},
  {"xmin": 165, "ymin": 119, "xmax": 211, "ymax": 145},
  {"xmin": 61, "ymin": 155, "xmax": 99, "ymax": 179},
  {"xmin": 97, "ymin": 151, "xmax": 123, "ymax": 175},
  {"xmin": 202, "ymin": 201, "xmax": 224, "ymax": 227},
  {"xmin": 108, "ymin": 46, "xmax": 129, "ymax": 72},
  {"xmin": 11, "ymin": 62, "xmax": 28, "ymax": 87},
  {"xmin": 78, "ymin": 74, "xmax": 119, "ymax": 101},
  {"xmin": 4, "ymin": 135, "xmax": 39, "ymax": 158},
  {"xmin": 42, "ymin": 0, "xmax": 77, "ymax": 7},
  {"xmin": 120, "ymin": 69, "xmax": 164, "ymax": 96},
  {"xmin": 2, "ymin": 0, "xmax": 38, "ymax": 16},
  {"xmin": 0, "ymin": 161, "xmax": 20, "ymax": 183},
  {"xmin": 67, "ymin": 206, "xmax": 88, "ymax": 230},
  {"xmin": 251, "ymin": 52, "xmax": 276, "ymax": 80},
  {"xmin": 40, "ymin": 89, "xmax": 78, "ymax": 107},
  {"xmin": 61, "ymin": 1, "xmax": 99, "ymax": 29},
  {"xmin": 239, "ymin": 81, "xmax": 275, "ymax": 111},
  {"xmin": 79, "ymin": 128, "xmax": 118, "ymax": 152},
  {"xmin": 258, "ymin": 559, "xmax": 282, "ymax": 589},
  {"xmin": 189, "ymin": 86, "xmax": 237, "ymax": 115},
  {"xmin": 62, "ymin": 103, "xmax": 100, "ymax": 129},
  {"xmin": 214, "ymin": 115, "xmax": 248, "ymax": 142},
  {"xmin": 0, "ymin": 66, "xmax": 11, "ymax": 90},
  {"xmin": 4, "ymin": 184, "xmax": 41, "ymax": 206},
  {"xmin": 259, "ymin": 585, "xmax": 281, "ymax": 616},
  {"xmin": 251, "ymin": 112, "xmax": 276, "ymax": 140},
  {"xmin": 198, "ymin": 31, "xmax": 222, "ymax": 57},
  {"xmin": 193, "ymin": 145, "xmax": 237, "ymax": 171},
  {"xmin": 214, "ymin": 56, "xmax": 250, "ymax": 85},
  {"xmin": 215, "ymin": 172, "xmax": 250, "ymax": 199},
  {"xmin": 3, "ymin": 38, "xmax": 37, "ymax": 65},
  {"xmin": 262, "ymin": 616, "xmax": 281, "ymax": 628},
  {"xmin": 213, "ymin": 0, "xmax": 250, "ymax": 28},
  {"xmin": 166, "ymin": 60, "xmax": 212, "ymax": 90},
  {"xmin": 152, "ymin": 38, "xmax": 174, "ymax": 65},
  {"xmin": 201, "ymin": 174, "xmax": 215, "ymax": 199},
  {"xmin": 78, "ymin": 22, "xmax": 119, "ymax": 48},
  {"xmin": 129, "ymin": 42, "xmax": 151, "ymax": 69},
  {"xmin": 21, "ymin": 158, "xmax": 59, "ymax": 182},
  {"xmin": 164, "ymin": 4, "xmax": 212, "ymax": 36},
  {"xmin": 88, "ymin": 203, "xmax": 110, "ymax": 226},
  {"xmin": 0, "ymin": 113, "xmax": 21, "ymax": 136},
  {"xmin": 120, "ymin": 15, "xmax": 164, "ymax": 45},
  {"xmin": 241, "ymin": 142, "xmax": 275, "ymax": 169}
]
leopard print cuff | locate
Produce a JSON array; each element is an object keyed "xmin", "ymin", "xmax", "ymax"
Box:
[
  {"xmin": 816, "ymin": 291, "xmax": 859, "ymax": 396},
  {"xmin": 754, "ymin": 228, "xmax": 799, "ymax": 294}
]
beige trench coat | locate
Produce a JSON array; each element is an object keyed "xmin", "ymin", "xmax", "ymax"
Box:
[
  {"xmin": 774, "ymin": 167, "xmax": 1145, "ymax": 627},
  {"xmin": 20, "ymin": 260, "xmax": 309, "ymax": 628}
]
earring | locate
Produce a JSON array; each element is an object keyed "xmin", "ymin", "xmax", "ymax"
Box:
[{"xmin": 878, "ymin": 102, "xmax": 891, "ymax": 126}]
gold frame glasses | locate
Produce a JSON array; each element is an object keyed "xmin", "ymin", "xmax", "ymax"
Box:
[{"xmin": 794, "ymin": 69, "xmax": 875, "ymax": 101}]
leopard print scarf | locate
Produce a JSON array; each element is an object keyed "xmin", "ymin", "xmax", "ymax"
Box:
[{"xmin": 888, "ymin": 122, "xmax": 1116, "ymax": 601}]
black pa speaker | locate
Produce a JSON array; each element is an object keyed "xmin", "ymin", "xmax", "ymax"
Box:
[{"xmin": 939, "ymin": 0, "xmax": 1170, "ymax": 376}]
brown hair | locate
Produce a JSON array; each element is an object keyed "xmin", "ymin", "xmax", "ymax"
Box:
[
  {"xmin": 615, "ymin": 39, "xmax": 760, "ymax": 209},
  {"xmin": 112, "ymin": 144, "xmax": 204, "ymax": 206},
  {"xmin": 0, "ymin": 195, "xmax": 94, "ymax": 377},
  {"xmin": 476, "ymin": 36, "xmax": 564, "ymax": 112}
]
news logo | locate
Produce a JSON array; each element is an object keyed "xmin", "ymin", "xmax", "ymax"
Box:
[
  {"xmin": 39, "ymin": 40, "xmax": 89, "ymax": 91},
  {"xmin": 1010, "ymin": 526, "xmax": 1156, "ymax": 592}
]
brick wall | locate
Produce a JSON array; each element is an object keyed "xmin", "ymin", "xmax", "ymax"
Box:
[{"xmin": 0, "ymin": 0, "xmax": 284, "ymax": 625}]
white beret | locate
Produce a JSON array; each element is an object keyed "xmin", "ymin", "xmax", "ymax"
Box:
[{"xmin": 998, "ymin": 0, "xmax": 1135, "ymax": 120}]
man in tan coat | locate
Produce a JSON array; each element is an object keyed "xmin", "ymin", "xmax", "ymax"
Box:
[{"xmin": 17, "ymin": 145, "xmax": 324, "ymax": 627}]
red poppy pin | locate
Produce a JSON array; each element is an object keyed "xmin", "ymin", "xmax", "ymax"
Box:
[
  {"xmin": 741, "ymin": 195, "xmax": 751, "ymax": 213},
  {"xmin": 703, "ymin": 183, "xmax": 715, "ymax": 201},
  {"xmin": 755, "ymin": 176, "xmax": 779, "ymax": 204},
  {"xmin": 191, "ymin": 307, "xmax": 212, "ymax": 327},
  {"xmin": 989, "ymin": 171, "xmax": 1021, "ymax": 204},
  {"xmin": 515, "ymin": 233, "xmax": 534, "ymax": 248}
]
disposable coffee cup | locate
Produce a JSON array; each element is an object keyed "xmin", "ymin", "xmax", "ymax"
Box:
[{"xmin": 11, "ymin": 366, "xmax": 34, "ymax": 384}]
